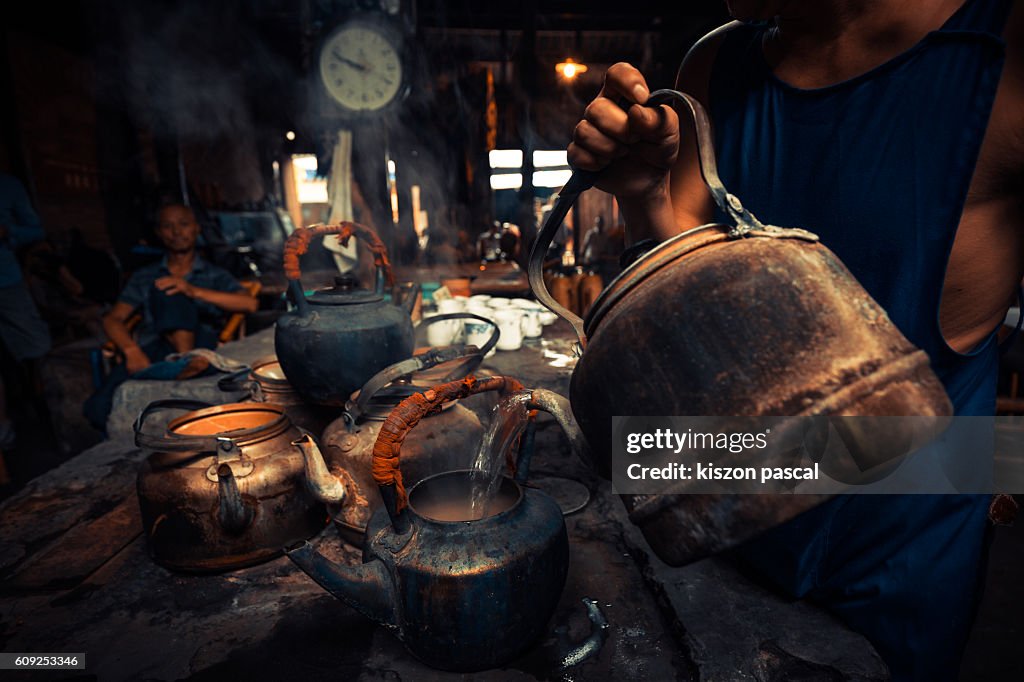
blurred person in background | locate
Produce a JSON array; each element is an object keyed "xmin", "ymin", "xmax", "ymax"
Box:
[
  {"xmin": 84, "ymin": 203, "xmax": 257, "ymax": 431},
  {"xmin": 0, "ymin": 173, "xmax": 51, "ymax": 455}
]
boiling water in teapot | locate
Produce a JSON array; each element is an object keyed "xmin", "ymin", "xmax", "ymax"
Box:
[
  {"xmin": 416, "ymin": 499, "xmax": 479, "ymax": 522},
  {"xmin": 468, "ymin": 391, "xmax": 533, "ymax": 520},
  {"xmin": 411, "ymin": 471, "xmax": 520, "ymax": 522}
]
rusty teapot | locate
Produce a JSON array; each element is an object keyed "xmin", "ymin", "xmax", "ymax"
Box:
[
  {"xmin": 287, "ymin": 375, "xmax": 588, "ymax": 672},
  {"xmin": 528, "ymin": 89, "xmax": 953, "ymax": 566},
  {"xmin": 217, "ymin": 355, "xmax": 338, "ymax": 437},
  {"xmin": 316, "ymin": 313, "xmax": 499, "ymax": 543},
  {"xmin": 275, "ymin": 222, "xmax": 415, "ymax": 406},
  {"xmin": 134, "ymin": 400, "xmax": 330, "ymax": 572}
]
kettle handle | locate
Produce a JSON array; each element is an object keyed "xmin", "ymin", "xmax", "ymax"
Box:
[
  {"xmin": 527, "ymin": 89, "xmax": 767, "ymax": 348},
  {"xmin": 133, "ymin": 399, "xmax": 217, "ymax": 451},
  {"xmin": 371, "ymin": 375, "xmax": 526, "ymax": 533},
  {"xmin": 217, "ymin": 367, "xmax": 254, "ymax": 394},
  {"xmin": 282, "ymin": 222, "xmax": 395, "ymax": 304},
  {"xmin": 133, "ymin": 399, "xmax": 284, "ymax": 454},
  {"xmin": 345, "ymin": 313, "xmax": 500, "ymax": 423}
]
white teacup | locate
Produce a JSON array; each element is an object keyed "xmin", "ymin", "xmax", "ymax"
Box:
[
  {"xmin": 438, "ymin": 298, "xmax": 466, "ymax": 314},
  {"xmin": 493, "ymin": 309, "xmax": 524, "ymax": 351},
  {"xmin": 521, "ymin": 306, "xmax": 543, "ymax": 338},
  {"xmin": 424, "ymin": 313, "xmax": 460, "ymax": 347},
  {"xmin": 487, "ymin": 298, "xmax": 511, "ymax": 309},
  {"xmin": 436, "ymin": 300, "xmax": 466, "ymax": 343},
  {"xmin": 464, "ymin": 316, "xmax": 497, "ymax": 357}
]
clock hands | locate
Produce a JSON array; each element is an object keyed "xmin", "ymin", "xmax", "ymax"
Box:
[{"xmin": 332, "ymin": 50, "xmax": 368, "ymax": 73}]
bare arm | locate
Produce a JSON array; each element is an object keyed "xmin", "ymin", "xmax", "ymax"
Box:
[
  {"xmin": 568, "ymin": 63, "xmax": 680, "ymax": 245},
  {"xmin": 103, "ymin": 301, "xmax": 150, "ymax": 372},
  {"xmin": 192, "ymin": 286, "xmax": 259, "ymax": 313},
  {"xmin": 566, "ymin": 25, "xmax": 736, "ymax": 244},
  {"xmin": 154, "ymin": 277, "xmax": 258, "ymax": 313}
]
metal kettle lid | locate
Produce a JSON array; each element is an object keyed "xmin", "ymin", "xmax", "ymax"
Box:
[{"xmin": 306, "ymin": 275, "xmax": 384, "ymax": 305}]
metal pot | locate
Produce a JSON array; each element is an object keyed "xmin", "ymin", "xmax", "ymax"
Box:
[
  {"xmin": 218, "ymin": 356, "xmax": 339, "ymax": 436},
  {"xmin": 528, "ymin": 89, "xmax": 953, "ymax": 566},
  {"xmin": 134, "ymin": 400, "xmax": 329, "ymax": 572},
  {"xmin": 287, "ymin": 375, "xmax": 586, "ymax": 672},
  {"xmin": 317, "ymin": 314, "xmax": 499, "ymax": 543},
  {"xmin": 275, "ymin": 222, "xmax": 415, "ymax": 406}
]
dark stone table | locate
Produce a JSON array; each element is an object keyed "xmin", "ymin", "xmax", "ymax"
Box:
[{"xmin": 0, "ymin": 323, "xmax": 885, "ymax": 681}]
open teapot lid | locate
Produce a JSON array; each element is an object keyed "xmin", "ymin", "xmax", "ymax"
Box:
[{"xmin": 307, "ymin": 275, "xmax": 383, "ymax": 305}]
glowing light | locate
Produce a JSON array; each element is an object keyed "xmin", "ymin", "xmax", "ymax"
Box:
[
  {"xmin": 555, "ymin": 58, "xmax": 588, "ymax": 80},
  {"xmin": 285, "ymin": 130, "xmax": 296, "ymax": 141},
  {"xmin": 533, "ymin": 150, "xmax": 568, "ymax": 168},
  {"xmin": 533, "ymin": 170, "xmax": 573, "ymax": 188},
  {"xmin": 490, "ymin": 173, "xmax": 523, "ymax": 190},
  {"xmin": 292, "ymin": 154, "xmax": 327, "ymax": 203},
  {"xmin": 489, "ymin": 149, "xmax": 523, "ymax": 169}
]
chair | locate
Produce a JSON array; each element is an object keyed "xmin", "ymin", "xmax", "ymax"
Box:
[{"xmin": 218, "ymin": 280, "xmax": 261, "ymax": 343}]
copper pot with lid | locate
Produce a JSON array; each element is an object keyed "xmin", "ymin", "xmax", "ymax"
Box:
[
  {"xmin": 528, "ymin": 89, "xmax": 953, "ymax": 566},
  {"xmin": 134, "ymin": 400, "xmax": 330, "ymax": 572}
]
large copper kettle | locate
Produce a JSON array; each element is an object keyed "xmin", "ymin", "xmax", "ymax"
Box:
[
  {"xmin": 275, "ymin": 222, "xmax": 415, "ymax": 406},
  {"xmin": 528, "ymin": 89, "xmax": 953, "ymax": 566},
  {"xmin": 134, "ymin": 400, "xmax": 329, "ymax": 572}
]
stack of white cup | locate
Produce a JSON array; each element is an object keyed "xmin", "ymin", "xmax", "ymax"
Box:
[{"xmin": 424, "ymin": 294, "xmax": 554, "ymax": 354}]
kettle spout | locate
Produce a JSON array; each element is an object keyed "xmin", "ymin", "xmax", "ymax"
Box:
[
  {"xmin": 286, "ymin": 541, "xmax": 397, "ymax": 629},
  {"xmin": 217, "ymin": 463, "xmax": 255, "ymax": 533},
  {"xmin": 529, "ymin": 389, "xmax": 594, "ymax": 469},
  {"xmin": 294, "ymin": 435, "xmax": 346, "ymax": 504}
]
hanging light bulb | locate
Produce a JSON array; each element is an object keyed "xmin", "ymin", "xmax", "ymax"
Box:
[{"xmin": 555, "ymin": 58, "xmax": 588, "ymax": 80}]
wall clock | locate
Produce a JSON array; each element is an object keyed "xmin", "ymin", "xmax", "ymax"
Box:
[{"xmin": 318, "ymin": 19, "xmax": 407, "ymax": 116}]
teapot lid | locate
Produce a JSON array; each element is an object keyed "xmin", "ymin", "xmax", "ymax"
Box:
[{"xmin": 307, "ymin": 275, "xmax": 383, "ymax": 306}]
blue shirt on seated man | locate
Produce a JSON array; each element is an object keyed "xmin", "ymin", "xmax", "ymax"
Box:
[{"xmin": 84, "ymin": 203, "xmax": 258, "ymax": 431}]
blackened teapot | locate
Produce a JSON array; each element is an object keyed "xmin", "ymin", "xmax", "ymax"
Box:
[
  {"xmin": 275, "ymin": 222, "xmax": 415, "ymax": 406},
  {"xmin": 287, "ymin": 375, "xmax": 587, "ymax": 672}
]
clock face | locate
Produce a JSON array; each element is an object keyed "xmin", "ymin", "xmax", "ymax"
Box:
[{"xmin": 319, "ymin": 23, "xmax": 403, "ymax": 113}]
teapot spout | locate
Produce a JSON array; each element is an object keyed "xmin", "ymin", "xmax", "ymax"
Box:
[
  {"xmin": 294, "ymin": 435, "xmax": 346, "ymax": 504},
  {"xmin": 286, "ymin": 541, "xmax": 397, "ymax": 629},
  {"xmin": 529, "ymin": 389, "xmax": 594, "ymax": 469}
]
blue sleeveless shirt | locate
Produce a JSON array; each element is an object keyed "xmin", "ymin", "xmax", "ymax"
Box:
[{"xmin": 709, "ymin": 0, "xmax": 1012, "ymax": 416}]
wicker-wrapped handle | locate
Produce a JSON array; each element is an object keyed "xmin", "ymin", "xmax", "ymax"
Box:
[
  {"xmin": 282, "ymin": 222, "xmax": 394, "ymax": 287},
  {"xmin": 371, "ymin": 375, "xmax": 526, "ymax": 530}
]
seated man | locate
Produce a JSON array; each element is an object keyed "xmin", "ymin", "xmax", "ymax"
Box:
[{"xmin": 84, "ymin": 203, "xmax": 257, "ymax": 431}]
